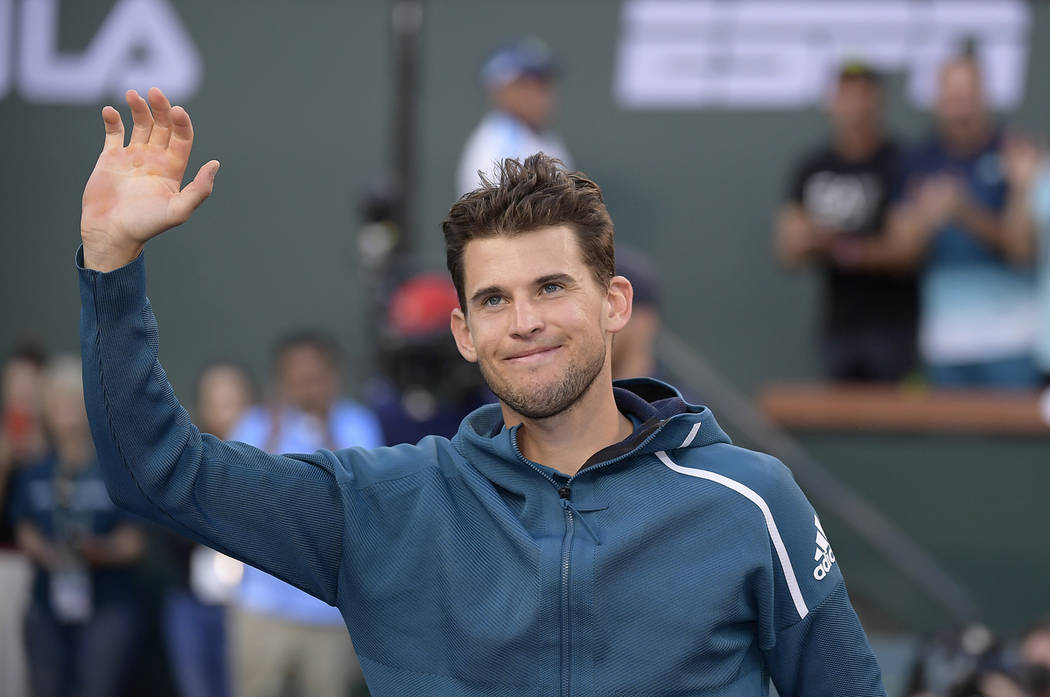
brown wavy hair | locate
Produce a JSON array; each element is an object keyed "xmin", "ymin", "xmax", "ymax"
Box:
[{"xmin": 442, "ymin": 153, "xmax": 615, "ymax": 310}]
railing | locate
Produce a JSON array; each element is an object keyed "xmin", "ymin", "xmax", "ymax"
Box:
[{"xmin": 758, "ymin": 383, "xmax": 1050, "ymax": 435}]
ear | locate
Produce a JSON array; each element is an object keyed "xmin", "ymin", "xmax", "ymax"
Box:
[
  {"xmin": 604, "ymin": 276, "xmax": 633, "ymax": 335},
  {"xmin": 450, "ymin": 307, "xmax": 478, "ymax": 363}
]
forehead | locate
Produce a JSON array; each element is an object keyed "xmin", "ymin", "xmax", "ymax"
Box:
[
  {"xmin": 461, "ymin": 225, "xmax": 588, "ymax": 292},
  {"xmin": 939, "ymin": 62, "xmax": 980, "ymax": 91},
  {"xmin": 280, "ymin": 345, "xmax": 335, "ymax": 370},
  {"xmin": 201, "ymin": 366, "xmax": 248, "ymax": 391},
  {"xmin": 835, "ymin": 78, "xmax": 879, "ymax": 97}
]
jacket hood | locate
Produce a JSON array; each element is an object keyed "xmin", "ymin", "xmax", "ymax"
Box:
[{"xmin": 451, "ymin": 377, "xmax": 732, "ymax": 484}]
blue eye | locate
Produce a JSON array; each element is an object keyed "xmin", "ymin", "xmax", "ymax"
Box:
[
  {"xmin": 484, "ymin": 295, "xmax": 503, "ymax": 306},
  {"xmin": 542, "ymin": 283, "xmax": 562, "ymax": 294}
]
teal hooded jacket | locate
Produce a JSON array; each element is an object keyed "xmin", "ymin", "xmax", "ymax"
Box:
[{"xmin": 77, "ymin": 249, "xmax": 885, "ymax": 697}]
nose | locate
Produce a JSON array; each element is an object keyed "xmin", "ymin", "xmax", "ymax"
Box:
[{"xmin": 509, "ymin": 297, "xmax": 544, "ymax": 338}]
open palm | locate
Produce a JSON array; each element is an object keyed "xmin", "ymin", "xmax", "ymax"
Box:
[{"xmin": 81, "ymin": 87, "xmax": 218, "ymax": 270}]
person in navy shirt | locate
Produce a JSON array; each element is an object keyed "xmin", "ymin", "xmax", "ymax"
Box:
[
  {"xmin": 10, "ymin": 356, "xmax": 146, "ymax": 697},
  {"xmin": 897, "ymin": 53, "xmax": 1039, "ymax": 387}
]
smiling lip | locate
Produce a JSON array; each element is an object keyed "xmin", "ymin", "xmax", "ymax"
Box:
[{"xmin": 505, "ymin": 345, "xmax": 561, "ymax": 362}]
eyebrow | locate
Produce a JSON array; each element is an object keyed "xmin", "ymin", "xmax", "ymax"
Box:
[
  {"xmin": 535, "ymin": 273, "xmax": 576, "ymax": 288},
  {"xmin": 468, "ymin": 273, "xmax": 577, "ymax": 305},
  {"xmin": 469, "ymin": 285, "xmax": 504, "ymax": 305}
]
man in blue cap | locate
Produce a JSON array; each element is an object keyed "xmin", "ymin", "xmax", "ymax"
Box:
[{"xmin": 456, "ymin": 37, "xmax": 573, "ymax": 197}]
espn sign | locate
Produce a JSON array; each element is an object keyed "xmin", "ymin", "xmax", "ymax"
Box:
[
  {"xmin": 614, "ymin": 0, "xmax": 1031, "ymax": 110},
  {"xmin": 0, "ymin": 0, "xmax": 201, "ymax": 103}
]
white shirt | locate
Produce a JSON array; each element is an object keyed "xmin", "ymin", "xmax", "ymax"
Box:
[
  {"xmin": 1032, "ymin": 163, "xmax": 1050, "ymax": 372},
  {"xmin": 456, "ymin": 110, "xmax": 573, "ymax": 198}
]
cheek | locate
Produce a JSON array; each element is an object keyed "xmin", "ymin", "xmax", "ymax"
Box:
[
  {"xmin": 471, "ymin": 310, "xmax": 510, "ymax": 341},
  {"xmin": 458, "ymin": 318, "xmax": 495, "ymax": 361},
  {"xmin": 473, "ymin": 327, "xmax": 504, "ymax": 361},
  {"xmin": 582, "ymin": 301, "xmax": 611, "ymax": 333}
]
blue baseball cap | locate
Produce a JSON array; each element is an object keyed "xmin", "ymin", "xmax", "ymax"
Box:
[{"xmin": 480, "ymin": 37, "xmax": 559, "ymax": 90}]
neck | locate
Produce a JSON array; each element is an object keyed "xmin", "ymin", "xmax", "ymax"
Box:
[
  {"xmin": 497, "ymin": 107, "xmax": 542, "ymax": 134},
  {"xmin": 506, "ymin": 366, "xmax": 634, "ymax": 477},
  {"xmin": 834, "ymin": 125, "xmax": 881, "ymax": 161},
  {"xmin": 943, "ymin": 119, "xmax": 991, "ymax": 157},
  {"xmin": 306, "ymin": 406, "xmax": 329, "ymax": 422},
  {"xmin": 295, "ymin": 401, "xmax": 330, "ymax": 423}
]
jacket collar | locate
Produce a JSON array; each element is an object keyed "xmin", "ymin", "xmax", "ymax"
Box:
[{"xmin": 451, "ymin": 378, "xmax": 731, "ymax": 484}]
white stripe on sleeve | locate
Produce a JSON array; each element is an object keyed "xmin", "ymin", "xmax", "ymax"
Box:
[{"xmin": 654, "ymin": 449, "xmax": 810, "ymax": 620}]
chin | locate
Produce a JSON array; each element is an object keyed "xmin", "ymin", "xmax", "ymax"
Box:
[
  {"xmin": 494, "ymin": 375, "xmax": 552, "ymax": 401},
  {"xmin": 480, "ymin": 342, "xmax": 607, "ymax": 420}
]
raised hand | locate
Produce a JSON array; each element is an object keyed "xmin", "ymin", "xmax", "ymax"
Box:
[
  {"xmin": 1002, "ymin": 134, "xmax": 1044, "ymax": 190},
  {"xmin": 80, "ymin": 87, "xmax": 219, "ymax": 271}
]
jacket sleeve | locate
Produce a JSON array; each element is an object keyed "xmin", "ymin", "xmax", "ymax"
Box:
[
  {"xmin": 77, "ymin": 247, "xmax": 350, "ymax": 606},
  {"xmin": 753, "ymin": 456, "xmax": 887, "ymax": 697},
  {"xmin": 764, "ymin": 580, "xmax": 885, "ymax": 697}
]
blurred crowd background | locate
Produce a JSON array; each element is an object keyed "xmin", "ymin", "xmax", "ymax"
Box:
[{"xmin": 2, "ymin": 1, "xmax": 1050, "ymax": 696}]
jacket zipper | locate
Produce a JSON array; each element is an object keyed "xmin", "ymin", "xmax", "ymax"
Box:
[
  {"xmin": 509, "ymin": 441, "xmax": 575, "ymax": 696},
  {"xmin": 509, "ymin": 419, "xmax": 680, "ymax": 697},
  {"xmin": 560, "ymin": 503, "xmax": 574, "ymax": 697}
]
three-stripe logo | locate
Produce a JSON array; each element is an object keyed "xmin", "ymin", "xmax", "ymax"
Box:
[{"xmin": 812, "ymin": 515, "xmax": 836, "ymax": 581}]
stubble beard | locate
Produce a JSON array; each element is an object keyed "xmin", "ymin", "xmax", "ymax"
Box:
[{"xmin": 479, "ymin": 342, "xmax": 607, "ymax": 420}]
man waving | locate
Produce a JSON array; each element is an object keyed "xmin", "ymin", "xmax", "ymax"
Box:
[{"xmin": 77, "ymin": 88, "xmax": 886, "ymax": 697}]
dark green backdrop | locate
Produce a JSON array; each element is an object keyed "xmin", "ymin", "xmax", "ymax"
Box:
[{"xmin": 2, "ymin": 0, "xmax": 1047, "ymax": 634}]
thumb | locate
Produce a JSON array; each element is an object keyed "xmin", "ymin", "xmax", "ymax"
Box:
[{"xmin": 169, "ymin": 160, "xmax": 220, "ymax": 225}]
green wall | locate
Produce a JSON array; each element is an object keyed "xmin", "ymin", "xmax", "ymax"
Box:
[{"xmin": 2, "ymin": 0, "xmax": 1048, "ymax": 634}]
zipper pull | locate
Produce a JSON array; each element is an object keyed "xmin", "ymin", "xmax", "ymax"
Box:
[
  {"xmin": 558, "ymin": 486, "xmax": 571, "ymax": 500},
  {"xmin": 561, "ymin": 496, "xmax": 601, "ymax": 545}
]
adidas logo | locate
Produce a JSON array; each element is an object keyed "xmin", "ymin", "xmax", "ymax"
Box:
[{"xmin": 812, "ymin": 515, "xmax": 836, "ymax": 581}]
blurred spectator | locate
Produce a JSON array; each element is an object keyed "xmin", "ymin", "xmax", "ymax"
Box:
[
  {"xmin": 456, "ymin": 37, "xmax": 572, "ymax": 197},
  {"xmin": 0, "ymin": 338, "xmax": 48, "ymax": 697},
  {"xmin": 1001, "ymin": 135, "xmax": 1050, "ymax": 382},
  {"xmin": 905, "ymin": 624, "xmax": 1002, "ymax": 697},
  {"xmin": 10, "ymin": 355, "xmax": 146, "ymax": 697},
  {"xmin": 196, "ymin": 360, "xmax": 258, "ymax": 442},
  {"xmin": 229, "ymin": 332, "xmax": 380, "ymax": 697},
  {"xmin": 899, "ymin": 53, "xmax": 1039, "ymax": 388},
  {"xmin": 367, "ymin": 273, "xmax": 492, "ymax": 443},
  {"xmin": 1021, "ymin": 618, "xmax": 1050, "ymax": 697},
  {"xmin": 775, "ymin": 61, "xmax": 918, "ymax": 382},
  {"xmin": 161, "ymin": 360, "xmax": 256, "ymax": 697},
  {"xmin": 947, "ymin": 670, "xmax": 1028, "ymax": 697},
  {"xmin": 611, "ymin": 246, "xmax": 664, "ymax": 381}
]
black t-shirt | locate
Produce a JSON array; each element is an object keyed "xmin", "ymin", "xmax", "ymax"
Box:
[
  {"xmin": 0, "ymin": 476, "xmax": 15, "ymax": 548},
  {"xmin": 788, "ymin": 140, "xmax": 918, "ymax": 342}
]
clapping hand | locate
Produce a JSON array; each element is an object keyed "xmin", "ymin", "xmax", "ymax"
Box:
[
  {"xmin": 913, "ymin": 175, "xmax": 963, "ymax": 230},
  {"xmin": 1002, "ymin": 134, "xmax": 1044, "ymax": 190}
]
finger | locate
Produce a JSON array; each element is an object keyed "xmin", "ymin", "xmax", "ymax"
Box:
[
  {"xmin": 168, "ymin": 105, "xmax": 194, "ymax": 164},
  {"xmin": 146, "ymin": 87, "xmax": 173, "ymax": 148},
  {"xmin": 126, "ymin": 89, "xmax": 154, "ymax": 145},
  {"xmin": 168, "ymin": 160, "xmax": 219, "ymax": 225},
  {"xmin": 101, "ymin": 106, "xmax": 125, "ymax": 151}
]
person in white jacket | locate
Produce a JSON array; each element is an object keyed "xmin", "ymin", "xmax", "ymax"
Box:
[{"xmin": 456, "ymin": 37, "xmax": 573, "ymax": 198}]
